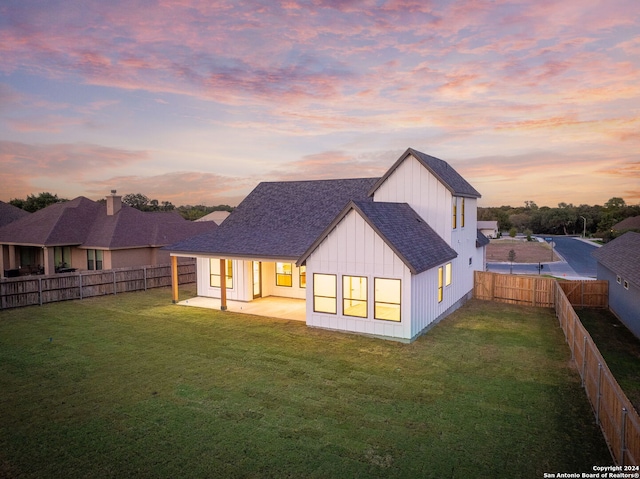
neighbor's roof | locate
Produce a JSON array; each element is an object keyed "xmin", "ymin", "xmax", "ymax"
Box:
[
  {"xmin": 369, "ymin": 148, "xmax": 481, "ymax": 199},
  {"xmin": 195, "ymin": 211, "xmax": 230, "ymax": 225},
  {"xmin": 299, "ymin": 200, "xmax": 457, "ymax": 274},
  {"xmin": 477, "ymin": 220, "xmax": 498, "ymax": 230},
  {"xmin": 612, "ymin": 216, "xmax": 640, "ymax": 232},
  {"xmin": 476, "ymin": 230, "xmax": 491, "ymax": 247},
  {"xmin": 592, "ymin": 232, "xmax": 640, "ymax": 288},
  {"xmin": 0, "ymin": 201, "xmax": 31, "ymax": 228},
  {"xmin": 0, "ymin": 197, "xmax": 216, "ymax": 249},
  {"xmin": 167, "ymin": 178, "xmax": 379, "ymax": 259}
]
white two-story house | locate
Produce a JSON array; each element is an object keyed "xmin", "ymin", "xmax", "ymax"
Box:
[{"xmin": 167, "ymin": 148, "xmax": 488, "ymax": 341}]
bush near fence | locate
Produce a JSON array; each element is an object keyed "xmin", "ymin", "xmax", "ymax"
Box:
[
  {"xmin": 0, "ymin": 262, "xmax": 195, "ymax": 309},
  {"xmin": 474, "ymin": 270, "xmax": 638, "ymax": 466}
]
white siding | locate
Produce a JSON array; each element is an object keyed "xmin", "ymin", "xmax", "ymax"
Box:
[{"xmin": 305, "ymin": 209, "xmax": 412, "ymax": 340}]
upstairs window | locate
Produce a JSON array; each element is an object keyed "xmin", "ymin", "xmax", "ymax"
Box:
[
  {"xmin": 461, "ymin": 198, "xmax": 465, "ymax": 228},
  {"xmin": 276, "ymin": 262, "xmax": 293, "ymax": 287},
  {"xmin": 210, "ymin": 259, "xmax": 233, "ymax": 289},
  {"xmin": 452, "ymin": 198, "xmax": 457, "ymax": 229}
]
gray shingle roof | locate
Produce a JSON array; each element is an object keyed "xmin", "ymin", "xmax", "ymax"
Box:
[
  {"xmin": 369, "ymin": 148, "xmax": 481, "ymax": 199},
  {"xmin": 592, "ymin": 232, "xmax": 640, "ymax": 288},
  {"xmin": 167, "ymin": 178, "xmax": 379, "ymax": 259},
  {"xmin": 0, "ymin": 197, "xmax": 215, "ymax": 249},
  {"xmin": 299, "ymin": 200, "xmax": 457, "ymax": 274},
  {"xmin": 0, "ymin": 201, "xmax": 30, "ymax": 228},
  {"xmin": 476, "ymin": 230, "xmax": 490, "ymax": 247},
  {"xmin": 612, "ymin": 216, "xmax": 640, "ymax": 232}
]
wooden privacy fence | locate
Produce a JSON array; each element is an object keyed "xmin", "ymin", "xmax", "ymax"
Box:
[
  {"xmin": 473, "ymin": 271, "xmax": 608, "ymax": 309},
  {"xmin": 0, "ymin": 263, "xmax": 196, "ymax": 310},
  {"xmin": 555, "ymin": 282, "xmax": 639, "ymax": 466}
]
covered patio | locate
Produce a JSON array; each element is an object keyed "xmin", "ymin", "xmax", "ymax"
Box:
[{"xmin": 177, "ymin": 295, "xmax": 306, "ymax": 322}]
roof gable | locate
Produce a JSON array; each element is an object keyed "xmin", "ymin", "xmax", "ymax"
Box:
[
  {"xmin": 369, "ymin": 148, "xmax": 481, "ymax": 199},
  {"xmin": 299, "ymin": 200, "xmax": 457, "ymax": 274},
  {"xmin": 167, "ymin": 177, "xmax": 379, "ymax": 258},
  {"xmin": 592, "ymin": 232, "xmax": 640, "ymax": 288}
]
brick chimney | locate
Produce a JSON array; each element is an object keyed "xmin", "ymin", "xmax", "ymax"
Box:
[{"xmin": 106, "ymin": 190, "xmax": 122, "ymax": 216}]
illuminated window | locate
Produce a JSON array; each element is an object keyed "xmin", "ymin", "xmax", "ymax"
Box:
[
  {"xmin": 299, "ymin": 265, "xmax": 306, "ymax": 288},
  {"xmin": 343, "ymin": 276, "xmax": 367, "ymax": 318},
  {"xmin": 461, "ymin": 198, "xmax": 465, "ymax": 228},
  {"xmin": 374, "ymin": 278, "xmax": 401, "ymax": 322},
  {"xmin": 438, "ymin": 267, "xmax": 444, "ymax": 302},
  {"xmin": 210, "ymin": 259, "xmax": 233, "ymax": 289},
  {"xmin": 87, "ymin": 249, "xmax": 103, "ymax": 270},
  {"xmin": 445, "ymin": 262, "xmax": 452, "ymax": 286},
  {"xmin": 313, "ymin": 274, "xmax": 336, "ymax": 314},
  {"xmin": 452, "ymin": 198, "xmax": 457, "ymax": 229},
  {"xmin": 276, "ymin": 262, "xmax": 292, "ymax": 287}
]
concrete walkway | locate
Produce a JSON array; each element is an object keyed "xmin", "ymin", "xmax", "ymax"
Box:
[{"xmin": 178, "ymin": 295, "xmax": 306, "ymax": 322}]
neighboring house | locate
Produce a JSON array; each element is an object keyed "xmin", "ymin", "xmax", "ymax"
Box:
[
  {"xmin": 195, "ymin": 211, "xmax": 230, "ymax": 225},
  {"xmin": 611, "ymin": 216, "xmax": 640, "ymax": 235},
  {"xmin": 168, "ymin": 148, "xmax": 489, "ymax": 341},
  {"xmin": 477, "ymin": 220, "xmax": 499, "ymax": 239},
  {"xmin": 0, "ymin": 201, "xmax": 30, "ymax": 228},
  {"xmin": 592, "ymin": 232, "xmax": 640, "ymax": 340},
  {"xmin": 0, "ymin": 194, "xmax": 216, "ymax": 278}
]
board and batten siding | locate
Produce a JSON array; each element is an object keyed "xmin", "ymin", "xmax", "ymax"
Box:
[
  {"xmin": 372, "ymin": 154, "xmax": 453, "ymax": 244},
  {"xmin": 305, "ymin": 209, "xmax": 413, "ymax": 340}
]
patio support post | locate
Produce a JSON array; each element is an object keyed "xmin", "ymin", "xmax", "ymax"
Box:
[
  {"xmin": 171, "ymin": 256, "xmax": 179, "ymax": 303},
  {"xmin": 220, "ymin": 258, "xmax": 227, "ymax": 311}
]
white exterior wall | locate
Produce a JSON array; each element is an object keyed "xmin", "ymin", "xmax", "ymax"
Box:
[
  {"xmin": 305, "ymin": 210, "xmax": 413, "ymax": 340},
  {"xmin": 261, "ymin": 261, "xmax": 306, "ymax": 299}
]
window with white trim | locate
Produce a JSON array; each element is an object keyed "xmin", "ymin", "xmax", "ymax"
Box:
[{"xmin": 276, "ymin": 262, "xmax": 292, "ymax": 287}]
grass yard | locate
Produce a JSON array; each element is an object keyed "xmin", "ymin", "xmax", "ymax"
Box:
[
  {"xmin": 487, "ymin": 239, "xmax": 561, "ymax": 263},
  {"xmin": 0, "ymin": 288, "xmax": 610, "ymax": 478},
  {"xmin": 578, "ymin": 308, "xmax": 640, "ymax": 413}
]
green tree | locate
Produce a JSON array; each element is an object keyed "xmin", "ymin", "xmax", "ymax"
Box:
[
  {"xmin": 509, "ymin": 227, "xmax": 517, "ymax": 238},
  {"xmin": 9, "ymin": 192, "xmax": 67, "ymax": 212}
]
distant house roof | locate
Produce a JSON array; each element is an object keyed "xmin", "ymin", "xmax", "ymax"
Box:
[
  {"xmin": 369, "ymin": 148, "xmax": 481, "ymax": 199},
  {"xmin": 167, "ymin": 178, "xmax": 379, "ymax": 260},
  {"xmin": 592, "ymin": 232, "xmax": 640, "ymax": 288},
  {"xmin": 299, "ymin": 200, "xmax": 457, "ymax": 274},
  {"xmin": 0, "ymin": 197, "xmax": 216, "ymax": 249},
  {"xmin": 612, "ymin": 216, "xmax": 640, "ymax": 232},
  {"xmin": 195, "ymin": 211, "xmax": 230, "ymax": 225},
  {"xmin": 0, "ymin": 201, "xmax": 31, "ymax": 228},
  {"xmin": 477, "ymin": 221, "xmax": 498, "ymax": 230}
]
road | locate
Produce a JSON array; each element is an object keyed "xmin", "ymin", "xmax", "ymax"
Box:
[{"xmin": 487, "ymin": 236, "xmax": 599, "ymax": 279}]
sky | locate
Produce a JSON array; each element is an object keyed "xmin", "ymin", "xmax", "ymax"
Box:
[{"xmin": 1, "ymin": 0, "xmax": 639, "ymax": 208}]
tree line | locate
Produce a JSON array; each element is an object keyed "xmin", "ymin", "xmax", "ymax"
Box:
[
  {"xmin": 8, "ymin": 192, "xmax": 234, "ymax": 221},
  {"xmin": 479, "ymin": 197, "xmax": 640, "ymax": 240}
]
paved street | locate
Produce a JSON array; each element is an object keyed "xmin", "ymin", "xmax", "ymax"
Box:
[{"xmin": 487, "ymin": 236, "xmax": 599, "ymax": 279}]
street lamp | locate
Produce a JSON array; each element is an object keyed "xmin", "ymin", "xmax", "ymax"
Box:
[{"xmin": 580, "ymin": 216, "xmax": 587, "ymax": 238}]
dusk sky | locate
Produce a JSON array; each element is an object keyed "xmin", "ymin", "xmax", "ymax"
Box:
[{"xmin": 1, "ymin": 0, "xmax": 639, "ymax": 208}]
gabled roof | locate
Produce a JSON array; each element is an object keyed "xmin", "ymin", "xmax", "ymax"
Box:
[
  {"xmin": 612, "ymin": 216, "xmax": 640, "ymax": 232},
  {"xmin": 592, "ymin": 232, "xmax": 640, "ymax": 288},
  {"xmin": 369, "ymin": 148, "xmax": 481, "ymax": 199},
  {"xmin": 0, "ymin": 201, "xmax": 31, "ymax": 228},
  {"xmin": 167, "ymin": 178, "xmax": 379, "ymax": 259},
  {"xmin": 298, "ymin": 200, "xmax": 457, "ymax": 274},
  {"xmin": 0, "ymin": 197, "xmax": 216, "ymax": 249},
  {"xmin": 476, "ymin": 230, "xmax": 490, "ymax": 247},
  {"xmin": 477, "ymin": 220, "xmax": 498, "ymax": 230}
]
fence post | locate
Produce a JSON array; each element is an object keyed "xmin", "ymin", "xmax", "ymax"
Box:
[
  {"xmin": 570, "ymin": 315, "xmax": 577, "ymax": 361},
  {"xmin": 144, "ymin": 266, "xmax": 147, "ymax": 291},
  {"xmin": 79, "ymin": 273, "xmax": 83, "ymax": 300},
  {"xmin": 596, "ymin": 363, "xmax": 602, "ymax": 424},
  {"xmin": 113, "ymin": 270, "xmax": 117, "ymax": 295},
  {"xmin": 621, "ymin": 407, "xmax": 627, "ymax": 466},
  {"xmin": 581, "ymin": 336, "xmax": 587, "ymax": 387},
  {"xmin": 38, "ymin": 277, "xmax": 43, "ymax": 306}
]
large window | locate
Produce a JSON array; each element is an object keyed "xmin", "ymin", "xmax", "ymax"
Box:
[
  {"xmin": 313, "ymin": 274, "xmax": 336, "ymax": 314},
  {"xmin": 87, "ymin": 249, "xmax": 103, "ymax": 270},
  {"xmin": 452, "ymin": 198, "xmax": 457, "ymax": 229},
  {"xmin": 461, "ymin": 198, "xmax": 465, "ymax": 228},
  {"xmin": 445, "ymin": 262, "xmax": 452, "ymax": 287},
  {"xmin": 54, "ymin": 246, "xmax": 72, "ymax": 269},
  {"xmin": 299, "ymin": 265, "xmax": 306, "ymax": 288},
  {"xmin": 210, "ymin": 259, "xmax": 233, "ymax": 289},
  {"xmin": 276, "ymin": 262, "xmax": 292, "ymax": 287},
  {"xmin": 343, "ymin": 276, "xmax": 367, "ymax": 318},
  {"xmin": 438, "ymin": 266, "xmax": 444, "ymax": 302},
  {"xmin": 374, "ymin": 278, "xmax": 401, "ymax": 322}
]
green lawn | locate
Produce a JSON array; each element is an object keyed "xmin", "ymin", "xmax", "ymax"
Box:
[{"xmin": 0, "ymin": 288, "xmax": 610, "ymax": 478}]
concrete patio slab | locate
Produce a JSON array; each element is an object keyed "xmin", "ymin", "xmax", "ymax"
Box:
[{"xmin": 177, "ymin": 295, "xmax": 306, "ymax": 322}]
